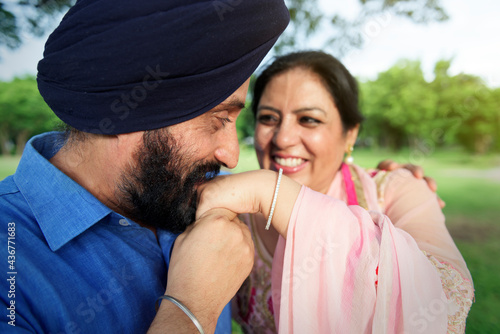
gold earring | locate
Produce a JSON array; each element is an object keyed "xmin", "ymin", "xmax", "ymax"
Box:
[{"xmin": 345, "ymin": 145, "xmax": 354, "ymax": 165}]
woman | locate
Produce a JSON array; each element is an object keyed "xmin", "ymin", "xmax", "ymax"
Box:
[{"xmin": 199, "ymin": 51, "xmax": 473, "ymax": 333}]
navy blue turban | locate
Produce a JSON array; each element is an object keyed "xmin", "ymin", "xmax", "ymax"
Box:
[{"xmin": 37, "ymin": 0, "xmax": 289, "ymax": 134}]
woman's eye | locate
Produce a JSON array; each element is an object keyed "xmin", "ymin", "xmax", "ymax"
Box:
[
  {"xmin": 300, "ymin": 116, "xmax": 321, "ymax": 125},
  {"xmin": 257, "ymin": 114, "xmax": 278, "ymax": 124}
]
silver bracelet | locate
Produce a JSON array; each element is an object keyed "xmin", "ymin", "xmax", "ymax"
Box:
[
  {"xmin": 265, "ymin": 168, "xmax": 283, "ymax": 230},
  {"xmin": 155, "ymin": 295, "xmax": 205, "ymax": 334}
]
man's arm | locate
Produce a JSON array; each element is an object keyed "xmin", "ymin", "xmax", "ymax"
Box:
[
  {"xmin": 148, "ymin": 208, "xmax": 254, "ymax": 334},
  {"xmin": 149, "ymin": 301, "xmax": 202, "ymax": 333}
]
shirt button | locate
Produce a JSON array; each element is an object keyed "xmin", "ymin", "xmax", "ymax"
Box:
[{"xmin": 119, "ymin": 219, "xmax": 130, "ymax": 226}]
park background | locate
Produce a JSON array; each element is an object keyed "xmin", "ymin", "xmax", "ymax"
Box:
[{"xmin": 0, "ymin": 0, "xmax": 499, "ymax": 333}]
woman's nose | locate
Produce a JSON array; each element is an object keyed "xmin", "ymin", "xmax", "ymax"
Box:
[{"xmin": 272, "ymin": 120, "xmax": 299, "ymax": 149}]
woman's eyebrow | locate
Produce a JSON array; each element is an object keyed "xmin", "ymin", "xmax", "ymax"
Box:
[
  {"xmin": 257, "ymin": 105, "xmax": 327, "ymax": 116},
  {"xmin": 257, "ymin": 105, "xmax": 281, "ymax": 113},
  {"xmin": 293, "ymin": 107, "xmax": 327, "ymax": 115}
]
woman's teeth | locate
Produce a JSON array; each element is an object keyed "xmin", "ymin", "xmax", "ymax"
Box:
[{"xmin": 274, "ymin": 157, "xmax": 305, "ymax": 167}]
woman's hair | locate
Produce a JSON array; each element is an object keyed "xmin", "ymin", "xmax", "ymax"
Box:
[{"xmin": 251, "ymin": 51, "xmax": 364, "ymax": 132}]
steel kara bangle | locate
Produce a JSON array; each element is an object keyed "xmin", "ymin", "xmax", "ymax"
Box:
[{"xmin": 155, "ymin": 295, "xmax": 205, "ymax": 334}]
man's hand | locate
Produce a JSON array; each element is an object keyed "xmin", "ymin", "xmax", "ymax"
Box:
[
  {"xmin": 377, "ymin": 159, "xmax": 445, "ymax": 208},
  {"xmin": 148, "ymin": 208, "xmax": 254, "ymax": 334}
]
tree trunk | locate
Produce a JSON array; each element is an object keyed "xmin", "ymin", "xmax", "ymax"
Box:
[
  {"xmin": 0, "ymin": 131, "xmax": 9, "ymax": 155},
  {"xmin": 474, "ymin": 134, "xmax": 492, "ymax": 154},
  {"xmin": 15, "ymin": 130, "xmax": 30, "ymax": 156}
]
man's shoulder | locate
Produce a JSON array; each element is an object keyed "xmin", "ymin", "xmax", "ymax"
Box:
[
  {"xmin": 0, "ymin": 175, "xmax": 22, "ymax": 208},
  {"xmin": 0, "ymin": 175, "xmax": 35, "ymax": 232},
  {"xmin": 0, "ymin": 175, "xmax": 19, "ymax": 197}
]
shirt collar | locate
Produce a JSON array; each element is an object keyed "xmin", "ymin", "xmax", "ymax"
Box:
[{"xmin": 14, "ymin": 132, "xmax": 112, "ymax": 251}]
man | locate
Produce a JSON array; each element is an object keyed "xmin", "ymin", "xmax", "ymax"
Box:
[{"xmin": 0, "ymin": 0, "xmax": 289, "ymax": 333}]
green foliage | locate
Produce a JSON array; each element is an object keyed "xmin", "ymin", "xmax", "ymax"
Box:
[
  {"xmin": 230, "ymin": 144, "xmax": 259, "ymax": 174},
  {"xmin": 235, "ymin": 105, "xmax": 255, "ymax": 143},
  {"xmin": 359, "ymin": 59, "xmax": 500, "ymax": 153},
  {"xmin": 0, "ymin": 0, "xmax": 74, "ymax": 51},
  {"xmin": 0, "ymin": 76, "xmax": 59, "ymax": 154},
  {"xmin": 0, "ymin": 1, "xmax": 447, "ymax": 55},
  {"xmin": 0, "ymin": 3, "xmax": 18, "ymax": 49},
  {"xmin": 360, "ymin": 60, "xmax": 438, "ymax": 149},
  {"xmin": 430, "ymin": 61, "xmax": 499, "ymax": 153},
  {"xmin": 231, "ymin": 319, "xmax": 244, "ymax": 334},
  {"xmin": 235, "ymin": 74, "xmax": 257, "ymax": 143},
  {"xmin": 278, "ymin": 0, "xmax": 448, "ymax": 56}
]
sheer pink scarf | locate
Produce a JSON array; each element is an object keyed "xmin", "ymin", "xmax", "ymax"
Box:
[{"xmin": 271, "ymin": 187, "xmax": 448, "ymax": 333}]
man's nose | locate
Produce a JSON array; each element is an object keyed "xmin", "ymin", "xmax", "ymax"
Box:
[{"xmin": 214, "ymin": 125, "xmax": 240, "ymax": 169}]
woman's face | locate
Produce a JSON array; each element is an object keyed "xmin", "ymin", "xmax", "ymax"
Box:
[{"xmin": 254, "ymin": 67, "xmax": 359, "ymax": 194}]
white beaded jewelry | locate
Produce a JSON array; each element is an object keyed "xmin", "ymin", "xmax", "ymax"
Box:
[{"xmin": 265, "ymin": 168, "xmax": 283, "ymax": 230}]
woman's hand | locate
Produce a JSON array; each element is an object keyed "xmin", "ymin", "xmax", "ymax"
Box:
[
  {"xmin": 196, "ymin": 170, "xmax": 301, "ymax": 237},
  {"xmin": 377, "ymin": 159, "xmax": 445, "ymax": 208},
  {"xmin": 196, "ymin": 171, "xmax": 264, "ymax": 220}
]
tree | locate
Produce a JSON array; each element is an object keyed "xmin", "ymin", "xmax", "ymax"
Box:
[
  {"xmin": 491, "ymin": 88, "xmax": 500, "ymax": 152},
  {"xmin": 236, "ymin": 75, "xmax": 258, "ymax": 145},
  {"xmin": 360, "ymin": 60, "xmax": 438, "ymax": 149},
  {"xmin": 360, "ymin": 58, "xmax": 499, "ymax": 154},
  {"xmin": 0, "ymin": 0, "xmax": 447, "ymax": 55},
  {"xmin": 431, "ymin": 60, "xmax": 499, "ymax": 153},
  {"xmin": 276, "ymin": 0, "xmax": 448, "ymax": 56},
  {"xmin": 0, "ymin": 76, "xmax": 60, "ymax": 154},
  {"xmin": 0, "ymin": 0, "xmax": 73, "ymax": 51},
  {"xmin": 451, "ymin": 75, "xmax": 499, "ymax": 153}
]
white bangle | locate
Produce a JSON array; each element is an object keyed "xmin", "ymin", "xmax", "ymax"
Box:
[
  {"xmin": 156, "ymin": 295, "xmax": 205, "ymax": 334},
  {"xmin": 265, "ymin": 168, "xmax": 283, "ymax": 230}
]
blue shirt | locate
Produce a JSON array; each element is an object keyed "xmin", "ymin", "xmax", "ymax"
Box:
[{"xmin": 0, "ymin": 132, "xmax": 231, "ymax": 333}]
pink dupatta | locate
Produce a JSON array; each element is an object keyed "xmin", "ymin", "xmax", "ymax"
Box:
[
  {"xmin": 341, "ymin": 163, "xmax": 359, "ymax": 206},
  {"xmin": 271, "ymin": 186, "xmax": 448, "ymax": 333}
]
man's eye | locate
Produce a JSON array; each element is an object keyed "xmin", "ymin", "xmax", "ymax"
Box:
[{"xmin": 220, "ymin": 117, "xmax": 231, "ymax": 126}]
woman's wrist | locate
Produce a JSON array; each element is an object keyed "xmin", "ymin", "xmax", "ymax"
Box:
[
  {"xmin": 196, "ymin": 169, "xmax": 301, "ymax": 237},
  {"xmin": 257, "ymin": 170, "xmax": 301, "ymax": 238}
]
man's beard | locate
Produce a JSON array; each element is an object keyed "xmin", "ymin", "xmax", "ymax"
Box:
[{"xmin": 117, "ymin": 128, "xmax": 221, "ymax": 233}]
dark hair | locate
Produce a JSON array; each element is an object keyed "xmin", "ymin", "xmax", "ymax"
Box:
[{"xmin": 251, "ymin": 51, "xmax": 364, "ymax": 132}]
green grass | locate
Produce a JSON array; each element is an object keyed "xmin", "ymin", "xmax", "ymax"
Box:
[
  {"xmin": 0, "ymin": 155, "xmax": 20, "ymax": 181},
  {"xmin": 2, "ymin": 147, "xmax": 499, "ymax": 333}
]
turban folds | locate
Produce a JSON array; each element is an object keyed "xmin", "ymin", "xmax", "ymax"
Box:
[{"xmin": 37, "ymin": 0, "xmax": 289, "ymax": 134}]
